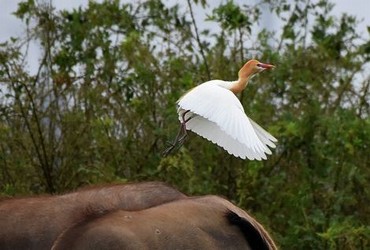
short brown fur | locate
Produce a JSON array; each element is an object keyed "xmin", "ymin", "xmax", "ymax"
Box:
[
  {"xmin": 52, "ymin": 195, "xmax": 278, "ymax": 250},
  {"xmin": 0, "ymin": 182, "xmax": 186, "ymax": 250}
]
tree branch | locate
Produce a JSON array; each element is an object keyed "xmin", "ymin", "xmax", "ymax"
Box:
[{"xmin": 187, "ymin": 0, "xmax": 211, "ymax": 80}]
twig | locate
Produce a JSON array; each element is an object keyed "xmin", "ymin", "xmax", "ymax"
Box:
[{"xmin": 186, "ymin": 0, "xmax": 211, "ymax": 80}]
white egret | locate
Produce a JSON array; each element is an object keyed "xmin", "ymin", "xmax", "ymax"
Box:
[{"xmin": 164, "ymin": 59, "xmax": 277, "ymax": 160}]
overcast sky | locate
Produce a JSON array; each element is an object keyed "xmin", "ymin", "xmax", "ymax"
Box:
[
  {"xmin": 1, "ymin": 0, "xmax": 369, "ymax": 73},
  {"xmin": 1, "ymin": 0, "xmax": 370, "ymax": 40}
]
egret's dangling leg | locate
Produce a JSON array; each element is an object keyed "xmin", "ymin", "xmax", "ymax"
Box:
[{"xmin": 163, "ymin": 110, "xmax": 193, "ymax": 156}]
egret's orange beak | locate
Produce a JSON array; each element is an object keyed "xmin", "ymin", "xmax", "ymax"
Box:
[{"xmin": 257, "ymin": 63, "xmax": 275, "ymax": 69}]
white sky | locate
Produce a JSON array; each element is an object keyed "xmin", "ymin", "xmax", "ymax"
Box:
[{"xmin": 0, "ymin": 0, "xmax": 369, "ymax": 72}]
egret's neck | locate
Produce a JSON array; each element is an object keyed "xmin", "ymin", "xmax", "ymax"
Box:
[{"xmin": 229, "ymin": 77, "xmax": 250, "ymax": 94}]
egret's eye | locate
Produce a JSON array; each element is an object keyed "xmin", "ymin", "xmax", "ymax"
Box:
[{"xmin": 256, "ymin": 63, "xmax": 264, "ymax": 69}]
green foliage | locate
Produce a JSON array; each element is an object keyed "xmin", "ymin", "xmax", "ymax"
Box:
[
  {"xmin": 208, "ymin": 1, "xmax": 252, "ymax": 33},
  {"xmin": 0, "ymin": 0, "xmax": 369, "ymax": 248}
]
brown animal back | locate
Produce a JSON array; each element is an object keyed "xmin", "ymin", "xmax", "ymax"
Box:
[
  {"xmin": 0, "ymin": 182, "xmax": 187, "ymax": 250},
  {"xmin": 52, "ymin": 196, "xmax": 276, "ymax": 250}
]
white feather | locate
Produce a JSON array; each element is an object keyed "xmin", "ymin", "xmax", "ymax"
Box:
[{"xmin": 177, "ymin": 80, "xmax": 277, "ymax": 160}]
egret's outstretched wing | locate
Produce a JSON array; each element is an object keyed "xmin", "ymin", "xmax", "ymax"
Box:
[
  {"xmin": 249, "ymin": 119, "xmax": 277, "ymax": 148},
  {"xmin": 177, "ymin": 81, "xmax": 276, "ymax": 160},
  {"xmin": 184, "ymin": 115, "xmax": 266, "ymax": 160}
]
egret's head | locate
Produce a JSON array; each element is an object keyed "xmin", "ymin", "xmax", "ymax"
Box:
[{"xmin": 238, "ymin": 59, "xmax": 275, "ymax": 79}]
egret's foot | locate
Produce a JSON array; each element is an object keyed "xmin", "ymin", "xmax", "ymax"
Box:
[
  {"xmin": 163, "ymin": 110, "xmax": 192, "ymax": 157},
  {"xmin": 162, "ymin": 134, "xmax": 188, "ymax": 157}
]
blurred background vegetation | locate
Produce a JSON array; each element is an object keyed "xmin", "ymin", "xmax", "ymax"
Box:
[{"xmin": 0, "ymin": 0, "xmax": 369, "ymax": 248}]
